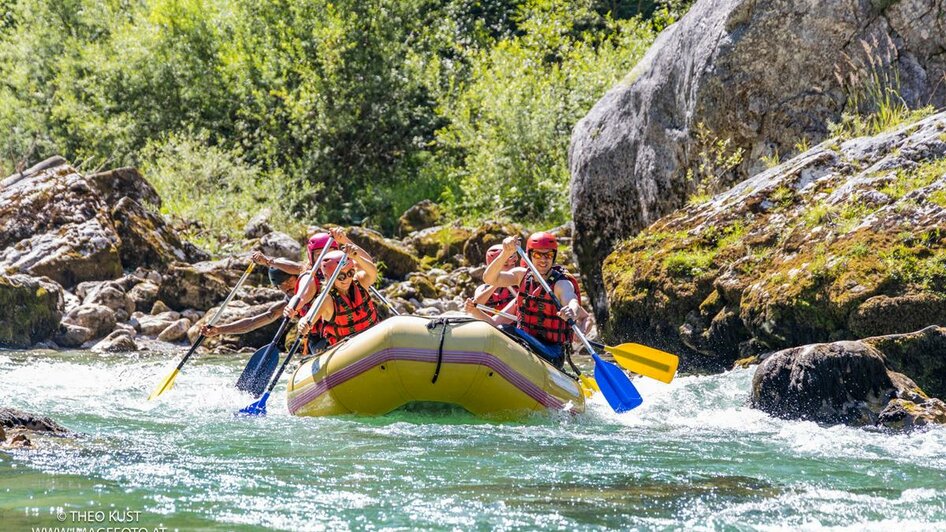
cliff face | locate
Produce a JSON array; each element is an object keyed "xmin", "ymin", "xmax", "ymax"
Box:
[
  {"xmin": 601, "ymin": 112, "xmax": 946, "ymax": 390},
  {"xmin": 569, "ymin": 0, "xmax": 946, "ymax": 322}
]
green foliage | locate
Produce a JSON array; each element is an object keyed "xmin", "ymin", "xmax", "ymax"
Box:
[
  {"xmin": 662, "ymin": 247, "xmax": 716, "ymax": 278},
  {"xmin": 436, "ymin": 1, "xmax": 655, "ymax": 224},
  {"xmin": 760, "ymin": 149, "xmax": 780, "ymax": 169},
  {"xmin": 930, "ymin": 188, "xmax": 946, "ymax": 208},
  {"xmin": 0, "ymin": 0, "xmax": 666, "ymax": 243},
  {"xmin": 804, "ymin": 203, "xmax": 836, "ymax": 227},
  {"xmin": 829, "ymin": 36, "xmax": 938, "ymax": 141},
  {"xmin": 686, "ymin": 122, "xmax": 745, "ymax": 201},
  {"xmin": 141, "ymin": 130, "xmax": 308, "ymax": 255},
  {"xmin": 879, "ymin": 157, "xmax": 946, "ymax": 201},
  {"xmin": 770, "ymin": 185, "xmax": 796, "ymax": 209}
]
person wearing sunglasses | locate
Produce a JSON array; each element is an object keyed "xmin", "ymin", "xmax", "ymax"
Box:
[
  {"xmin": 472, "ymin": 231, "xmax": 585, "ymax": 369},
  {"xmin": 298, "ymin": 243, "xmax": 380, "ymax": 346}
]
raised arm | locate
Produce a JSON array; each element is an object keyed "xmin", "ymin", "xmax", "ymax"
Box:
[
  {"xmin": 472, "ymin": 284, "xmax": 498, "ymax": 305},
  {"xmin": 482, "ymin": 237, "xmax": 523, "ymax": 287},
  {"xmin": 251, "ymin": 250, "xmax": 303, "ymax": 275}
]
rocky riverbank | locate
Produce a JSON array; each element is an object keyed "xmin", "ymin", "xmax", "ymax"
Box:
[{"xmin": 0, "ymin": 160, "xmax": 581, "ymax": 355}]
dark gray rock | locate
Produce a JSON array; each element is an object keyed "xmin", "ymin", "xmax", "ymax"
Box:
[
  {"xmin": 87, "ymin": 167, "xmax": 161, "ymax": 208},
  {"xmin": 91, "ymin": 329, "xmax": 138, "ymax": 353},
  {"xmin": 61, "ymin": 303, "xmax": 117, "ymax": 341},
  {"xmin": 864, "ymin": 326, "xmax": 946, "ymax": 400},
  {"xmin": 257, "ymin": 231, "xmax": 302, "ymax": 261},
  {"xmin": 570, "ymin": 0, "xmax": 946, "ymax": 321},
  {"xmin": 0, "ymin": 163, "xmax": 122, "ymax": 287},
  {"xmin": 111, "ymin": 196, "xmax": 205, "ymax": 270},
  {"xmin": 750, "ymin": 340, "xmax": 945, "ymax": 429},
  {"xmin": 0, "ymin": 407, "xmax": 71, "ymax": 435},
  {"xmin": 0, "ymin": 273, "xmax": 64, "ymax": 348},
  {"xmin": 398, "ymin": 199, "xmax": 442, "ymax": 236}
]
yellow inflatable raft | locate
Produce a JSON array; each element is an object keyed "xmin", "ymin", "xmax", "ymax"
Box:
[{"xmin": 286, "ymin": 315, "xmax": 585, "ymax": 417}]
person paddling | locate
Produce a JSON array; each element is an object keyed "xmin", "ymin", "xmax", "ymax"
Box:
[
  {"xmin": 470, "ymin": 232, "xmax": 583, "ymax": 369},
  {"xmin": 469, "ymin": 244, "xmax": 518, "ymax": 325},
  {"xmin": 199, "ymin": 267, "xmax": 300, "ymax": 339},
  {"xmin": 202, "ymin": 232, "xmax": 342, "ymax": 352},
  {"xmin": 298, "ymin": 243, "xmax": 380, "ymax": 345}
]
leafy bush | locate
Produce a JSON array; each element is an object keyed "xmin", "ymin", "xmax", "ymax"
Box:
[
  {"xmin": 140, "ymin": 131, "xmax": 310, "ymax": 255},
  {"xmin": 0, "ymin": 0, "xmax": 666, "ymax": 244}
]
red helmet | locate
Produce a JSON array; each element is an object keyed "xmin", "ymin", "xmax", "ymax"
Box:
[
  {"xmin": 485, "ymin": 244, "xmax": 504, "ymax": 265},
  {"xmin": 526, "ymin": 231, "xmax": 558, "ymax": 252},
  {"xmin": 320, "ymin": 250, "xmax": 351, "ymax": 279},
  {"xmin": 307, "ymin": 232, "xmax": 339, "ymax": 262}
]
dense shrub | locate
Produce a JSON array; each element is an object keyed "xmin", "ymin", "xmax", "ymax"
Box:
[{"xmin": 0, "ymin": 0, "xmax": 668, "ymax": 245}]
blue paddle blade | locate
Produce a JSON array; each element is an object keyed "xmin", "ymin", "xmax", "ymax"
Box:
[
  {"xmin": 592, "ymin": 353, "xmax": 643, "ymax": 413},
  {"xmin": 237, "ymin": 392, "xmax": 270, "ymax": 416},
  {"xmin": 235, "ymin": 343, "xmax": 281, "ymax": 396}
]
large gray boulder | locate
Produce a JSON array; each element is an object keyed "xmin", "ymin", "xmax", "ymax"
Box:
[
  {"xmin": 569, "ymin": 0, "xmax": 946, "ymax": 320},
  {"xmin": 87, "ymin": 167, "xmax": 161, "ymax": 208},
  {"xmin": 111, "ymin": 196, "xmax": 208, "ymax": 269}
]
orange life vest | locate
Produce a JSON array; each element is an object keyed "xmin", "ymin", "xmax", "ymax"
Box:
[
  {"xmin": 516, "ymin": 265, "xmax": 580, "ymax": 345},
  {"xmin": 486, "ymin": 286, "xmax": 517, "ymax": 311},
  {"xmin": 322, "ymin": 283, "xmax": 379, "ymax": 345}
]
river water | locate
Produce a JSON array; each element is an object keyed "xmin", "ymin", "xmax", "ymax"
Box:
[{"xmin": 0, "ymin": 349, "xmax": 944, "ymax": 531}]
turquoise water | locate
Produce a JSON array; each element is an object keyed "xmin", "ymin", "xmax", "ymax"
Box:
[{"xmin": 1, "ymin": 349, "xmax": 944, "ymax": 531}]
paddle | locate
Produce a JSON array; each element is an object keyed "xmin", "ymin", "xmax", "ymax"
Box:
[
  {"xmin": 474, "ymin": 303, "xmax": 514, "ymax": 320},
  {"xmin": 477, "ymin": 303, "xmax": 678, "ymax": 384},
  {"xmin": 369, "ymin": 286, "xmax": 400, "ymax": 316},
  {"xmin": 516, "ymin": 245, "xmax": 642, "ymax": 413},
  {"xmin": 235, "ymin": 342, "xmax": 281, "ymax": 396},
  {"xmin": 238, "ymin": 254, "xmax": 349, "ymax": 416},
  {"xmin": 235, "ymin": 240, "xmax": 336, "ymax": 396},
  {"xmin": 148, "ymin": 262, "xmax": 256, "ymax": 400},
  {"xmin": 588, "ymin": 340, "xmax": 679, "ymax": 384}
]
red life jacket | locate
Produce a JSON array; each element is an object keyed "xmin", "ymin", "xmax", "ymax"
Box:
[
  {"xmin": 516, "ymin": 265, "xmax": 581, "ymax": 345},
  {"xmin": 322, "ymin": 283, "xmax": 379, "ymax": 345},
  {"xmin": 486, "ymin": 286, "xmax": 517, "ymax": 311},
  {"xmin": 294, "ymin": 272, "xmax": 325, "ymax": 336}
]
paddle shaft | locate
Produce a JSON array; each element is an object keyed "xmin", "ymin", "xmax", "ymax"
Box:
[
  {"xmin": 261, "ymin": 337, "xmax": 303, "ymax": 395},
  {"xmin": 148, "ymin": 261, "xmax": 257, "ymax": 400},
  {"xmin": 475, "ymin": 303, "xmax": 515, "ymax": 321},
  {"xmin": 369, "ymin": 286, "xmax": 400, "ymax": 315},
  {"xmin": 165, "ymin": 262, "xmax": 255, "ymax": 371},
  {"xmin": 515, "ymin": 246, "xmax": 598, "ymax": 356},
  {"xmin": 208, "ymin": 262, "xmax": 257, "ymax": 327},
  {"xmin": 300, "ymin": 254, "xmax": 349, "ymax": 328}
]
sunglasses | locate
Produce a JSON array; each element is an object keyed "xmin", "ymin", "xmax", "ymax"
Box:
[
  {"xmin": 530, "ymin": 250, "xmax": 555, "ymax": 260},
  {"xmin": 334, "ymin": 269, "xmax": 357, "ymax": 281}
]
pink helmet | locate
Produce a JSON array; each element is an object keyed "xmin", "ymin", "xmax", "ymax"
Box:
[
  {"xmin": 320, "ymin": 250, "xmax": 351, "ymax": 278},
  {"xmin": 307, "ymin": 232, "xmax": 339, "ymax": 262},
  {"xmin": 485, "ymin": 244, "xmax": 504, "ymax": 265}
]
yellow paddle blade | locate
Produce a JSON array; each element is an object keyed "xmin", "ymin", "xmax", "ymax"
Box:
[
  {"xmin": 606, "ymin": 343, "xmax": 679, "ymax": 384},
  {"xmin": 579, "ymin": 374, "xmax": 599, "ymax": 397},
  {"xmin": 147, "ymin": 368, "xmax": 180, "ymax": 401}
]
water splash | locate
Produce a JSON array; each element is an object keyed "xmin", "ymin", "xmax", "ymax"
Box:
[{"xmin": 1, "ymin": 350, "xmax": 943, "ymax": 530}]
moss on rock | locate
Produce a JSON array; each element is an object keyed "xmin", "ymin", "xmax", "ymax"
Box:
[
  {"xmin": 603, "ymin": 113, "xmax": 946, "ymax": 375},
  {"xmin": 0, "ymin": 274, "xmax": 63, "ymax": 348}
]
